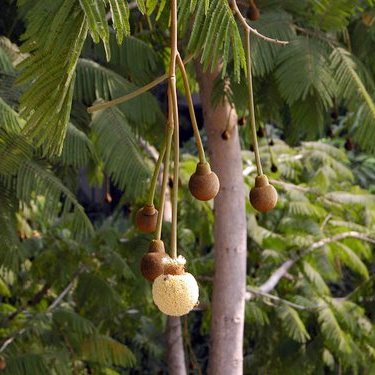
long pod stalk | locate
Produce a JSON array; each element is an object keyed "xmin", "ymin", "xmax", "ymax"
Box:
[
  {"xmin": 245, "ymin": 29, "xmax": 263, "ymax": 176},
  {"xmin": 169, "ymin": 0, "xmax": 179, "ymax": 259},
  {"xmin": 147, "ymin": 141, "xmax": 167, "ymax": 206},
  {"xmin": 176, "ymin": 54, "xmax": 206, "ymax": 164},
  {"xmin": 155, "ymin": 89, "xmax": 174, "ymax": 240}
]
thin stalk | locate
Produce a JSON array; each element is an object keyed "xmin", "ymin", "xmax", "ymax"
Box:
[
  {"xmin": 176, "ymin": 54, "xmax": 206, "ymax": 164},
  {"xmin": 169, "ymin": 0, "xmax": 179, "ymax": 259},
  {"xmin": 245, "ymin": 29, "xmax": 263, "ymax": 176},
  {"xmin": 155, "ymin": 125, "xmax": 173, "ymax": 240},
  {"xmin": 147, "ymin": 140, "xmax": 167, "ymax": 205},
  {"xmin": 86, "ymin": 55, "xmax": 191, "ymax": 114}
]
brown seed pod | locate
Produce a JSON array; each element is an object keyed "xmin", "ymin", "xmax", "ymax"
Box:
[
  {"xmin": 250, "ymin": 144, "xmax": 254, "ymax": 152},
  {"xmin": 140, "ymin": 240, "xmax": 168, "ymax": 282},
  {"xmin": 247, "ymin": 3, "xmax": 260, "ymax": 21},
  {"xmin": 189, "ymin": 162, "xmax": 220, "ymax": 201},
  {"xmin": 164, "ymin": 263, "xmax": 185, "ymax": 276},
  {"xmin": 135, "ymin": 205, "xmax": 158, "ymax": 233},
  {"xmin": 238, "ymin": 117, "xmax": 246, "ymax": 126},
  {"xmin": 105, "ymin": 192, "xmax": 113, "ymax": 203},
  {"xmin": 249, "ymin": 174, "xmax": 278, "ymax": 212},
  {"xmin": 271, "ymin": 164, "xmax": 278, "ymax": 173},
  {"xmin": 344, "ymin": 138, "xmax": 353, "ymax": 151},
  {"xmin": 221, "ymin": 130, "xmax": 230, "ymax": 140},
  {"xmin": 257, "ymin": 126, "xmax": 265, "ymax": 138}
]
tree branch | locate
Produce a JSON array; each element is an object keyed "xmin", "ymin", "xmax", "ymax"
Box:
[
  {"xmin": 0, "ymin": 268, "xmax": 83, "ymax": 353},
  {"xmin": 87, "ymin": 55, "xmax": 194, "ymax": 113},
  {"xmin": 230, "ymin": 0, "xmax": 289, "ymax": 45},
  {"xmin": 252, "ymin": 231, "xmax": 375, "ymax": 296}
]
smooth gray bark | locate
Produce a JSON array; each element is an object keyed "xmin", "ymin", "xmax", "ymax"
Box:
[{"xmin": 196, "ymin": 64, "xmax": 247, "ymax": 375}]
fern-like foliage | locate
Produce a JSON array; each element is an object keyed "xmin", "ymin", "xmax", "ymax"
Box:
[
  {"xmin": 186, "ymin": 0, "xmax": 246, "ymax": 80},
  {"xmin": 61, "ymin": 123, "xmax": 97, "ymax": 168},
  {"xmin": 83, "ymin": 34, "xmax": 164, "ymax": 85},
  {"xmin": 16, "ymin": 0, "xmax": 146, "ymax": 157},
  {"xmin": 16, "ymin": 160, "xmax": 94, "ymax": 238},
  {"xmin": 17, "ymin": 0, "xmax": 88, "ymax": 156},
  {"xmin": 275, "ymin": 37, "xmax": 334, "ymax": 137},
  {"xmin": 251, "ymin": 10, "xmax": 296, "ymax": 77},
  {"xmin": 330, "ymin": 47, "xmax": 375, "ymax": 153},
  {"xmin": 75, "ymin": 58, "xmax": 164, "ymax": 135},
  {"xmin": 309, "ymin": 0, "xmax": 357, "ymax": 31},
  {"xmin": 91, "ymin": 106, "xmax": 152, "ymax": 199}
]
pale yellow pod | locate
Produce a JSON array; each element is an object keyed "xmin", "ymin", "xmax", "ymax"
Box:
[{"xmin": 152, "ymin": 272, "xmax": 199, "ymax": 316}]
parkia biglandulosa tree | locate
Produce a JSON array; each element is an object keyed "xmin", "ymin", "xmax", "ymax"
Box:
[{"xmin": 2, "ymin": 0, "xmax": 375, "ymax": 373}]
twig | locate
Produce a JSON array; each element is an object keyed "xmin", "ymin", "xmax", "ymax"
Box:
[
  {"xmin": 246, "ymin": 287, "xmax": 323, "ymax": 310},
  {"xmin": 230, "ymin": 0, "xmax": 289, "ymax": 45},
  {"xmin": 87, "ymin": 55, "xmax": 194, "ymax": 113},
  {"xmin": 0, "ymin": 268, "xmax": 83, "ymax": 353},
  {"xmin": 256, "ymin": 231, "xmax": 375, "ymax": 295}
]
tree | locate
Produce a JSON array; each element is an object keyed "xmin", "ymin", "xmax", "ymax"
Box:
[{"xmin": 1, "ymin": 1, "xmax": 375, "ymax": 374}]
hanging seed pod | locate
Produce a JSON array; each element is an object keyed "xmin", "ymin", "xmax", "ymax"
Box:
[
  {"xmin": 257, "ymin": 126, "xmax": 265, "ymax": 138},
  {"xmin": 344, "ymin": 138, "xmax": 353, "ymax": 151},
  {"xmin": 271, "ymin": 164, "xmax": 278, "ymax": 173},
  {"xmin": 238, "ymin": 117, "xmax": 246, "ymax": 126},
  {"xmin": 135, "ymin": 204, "xmax": 158, "ymax": 233},
  {"xmin": 189, "ymin": 162, "xmax": 220, "ymax": 201},
  {"xmin": 105, "ymin": 192, "xmax": 113, "ymax": 203},
  {"xmin": 247, "ymin": 2, "xmax": 260, "ymax": 21},
  {"xmin": 221, "ymin": 130, "xmax": 230, "ymax": 140},
  {"xmin": 249, "ymin": 174, "xmax": 278, "ymax": 212},
  {"xmin": 152, "ymin": 257, "xmax": 199, "ymax": 316},
  {"xmin": 250, "ymin": 144, "xmax": 254, "ymax": 152},
  {"xmin": 140, "ymin": 240, "xmax": 168, "ymax": 282}
]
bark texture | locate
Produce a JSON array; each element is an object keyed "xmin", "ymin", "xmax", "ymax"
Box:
[{"xmin": 196, "ymin": 64, "xmax": 247, "ymax": 375}]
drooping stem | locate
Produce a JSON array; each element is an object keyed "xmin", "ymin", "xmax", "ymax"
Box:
[
  {"xmin": 230, "ymin": 0, "xmax": 289, "ymax": 46},
  {"xmin": 245, "ymin": 29, "xmax": 263, "ymax": 176},
  {"xmin": 169, "ymin": 0, "xmax": 179, "ymax": 259},
  {"xmin": 155, "ymin": 90, "xmax": 174, "ymax": 240},
  {"xmin": 87, "ymin": 75, "xmax": 167, "ymax": 113},
  {"xmin": 147, "ymin": 140, "xmax": 167, "ymax": 206},
  {"xmin": 176, "ymin": 54, "xmax": 206, "ymax": 164},
  {"xmin": 87, "ymin": 55, "xmax": 195, "ymax": 114}
]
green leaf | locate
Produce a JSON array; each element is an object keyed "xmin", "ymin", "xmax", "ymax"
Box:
[
  {"xmin": 91, "ymin": 106, "xmax": 152, "ymax": 199},
  {"xmin": 277, "ymin": 304, "xmax": 310, "ymax": 343},
  {"xmin": 18, "ymin": 0, "xmax": 88, "ymax": 157},
  {"xmin": 81, "ymin": 335, "xmax": 136, "ymax": 367},
  {"xmin": 330, "ymin": 47, "xmax": 375, "ymax": 153}
]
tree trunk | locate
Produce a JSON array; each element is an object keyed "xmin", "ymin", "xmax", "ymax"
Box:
[
  {"xmin": 166, "ymin": 316, "xmax": 187, "ymax": 375},
  {"xmin": 164, "ymin": 189, "xmax": 187, "ymax": 375},
  {"xmin": 195, "ymin": 64, "xmax": 247, "ymax": 375}
]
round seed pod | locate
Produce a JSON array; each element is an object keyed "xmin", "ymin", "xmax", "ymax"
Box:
[
  {"xmin": 271, "ymin": 164, "xmax": 278, "ymax": 173},
  {"xmin": 257, "ymin": 126, "xmax": 265, "ymax": 138},
  {"xmin": 221, "ymin": 130, "xmax": 230, "ymax": 140},
  {"xmin": 238, "ymin": 117, "xmax": 246, "ymax": 126},
  {"xmin": 249, "ymin": 174, "xmax": 278, "ymax": 212},
  {"xmin": 152, "ymin": 270, "xmax": 199, "ymax": 316},
  {"xmin": 140, "ymin": 240, "xmax": 168, "ymax": 282},
  {"xmin": 189, "ymin": 162, "xmax": 220, "ymax": 201},
  {"xmin": 344, "ymin": 138, "xmax": 353, "ymax": 151},
  {"xmin": 247, "ymin": 4, "xmax": 260, "ymax": 21},
  {"xmin": 135, "ymin": 205, "xmax": 158, "ymax": 233}
]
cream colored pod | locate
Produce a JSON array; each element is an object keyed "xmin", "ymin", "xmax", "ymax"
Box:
[{"xmin": 152, "ymin": 256, "xmax": 199, "ymax": 316}]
